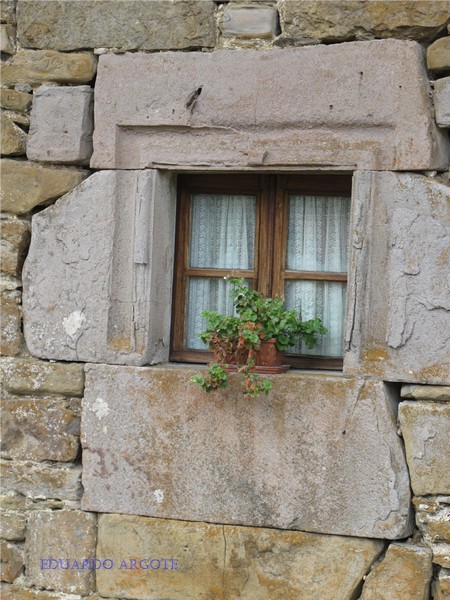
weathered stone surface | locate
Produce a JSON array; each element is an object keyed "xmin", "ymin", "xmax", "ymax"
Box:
[
  {"xmin": 0, "ymin": 540, "xmax": 23, "ymax": 583},
  {"xmin": 0, "ymin": 88, "xmax": 32, "ymax": 112},
  {"xmin": 1, "ymin": 398, "xmax": 80, "ymax": 461},
  {"xmin": 344, "ymin": 172, "xmax": 450, "ymax": 385},
  {"xmin": 22, "ymin": 170, "xmax": 176, "ymax": 366},
  {"xmin": 433, "ymin": 570, "xmax": 450, "ymax": 599},
  {"xmin": 0, "ymin": 490, "xmax": 67, "ymax": 512},
  {"xmin": 0, "ymin": 291, "xmax": 22, "ymax": 355},
  {"xmin": 91, "ymin": 41, "xmax": 449, "ymax": 171},
  {"xmin": 401, "ymin": 385, "xmax": 450, "ymax": 401},
  {"xmin": 435, "ymin": 77, "xmax": 450, "ymax": 128},
  {"xmin": 1, "ymin": 587, "xmax": 84, "ymax": 600},
  {"xmin": 82, "ymin": 365, "xmax": 413, "ymax": 539},
  {"xmin": 0, "ymin": 510, "xmax": 26, "ymax": 540},
  {"xmin": 278, "ymin": 1, "xmax": 450, "ymax": 43},
  {"xmin": 0, "ymin": 214, "xmax": 30, "ymax": 276},
  {"xmin": 1, "ymin": 460, "xmax": 82, "ymax": 501},
  {"xmin": 399, "ymin": 402, "xmax": 450, "ymax": 495},
  {"xmin": 2, "ymin": 109, "xmax": 29, "ymax": 127},
  {"xmin": 97, "ymin": 514, "xmax": 383, "ymax": 600},
  {"xmin": 413, "ymin": 496, "xmax": 450, "ymax": 567},
  {"xmin": 27, "ymin": 86, "xmax": 93, "ymax": 165},
  {"xmin": 0, "ymin": 50, "xmax": 97, "ymax": 86},
  {"xmin": 0, "ymin": 159, "xmax": 89, "ymax": 215},
  {"xmin": 428, "ymin": 36, "xmax": 450, "ymax": 71},
  {"xmin": 25, "ymin": 510, "xmax": 96, "ymax": 595},
  {"xmin": 0, "ymin": 0, "xmax": 15, "ymax": 24},
  {"xmin": 17, "ymin": 0, "xmax": 216, "ymax": 51},
  {"xmin": 1, "ymin": 358, "xmax": 84, "ymax": 396},
  {"xmin": 221, "ymin": 5, "xmax": 278, "ymax": 38},
  {"xmin": 1, "ymin": 114, "xmax": 26, "ymax": 155},
  {"xmin": 0, "ymin": 23, "xmax": 14, "ymax": 54},
  {"xmin": 359, "ymin": 543, "xmax": 432, "ymax": 600}
]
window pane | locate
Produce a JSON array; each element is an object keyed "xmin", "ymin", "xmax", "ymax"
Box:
[
  {"xmin": 286, "ymin": 195, "xmax": 350, "ymax": 272},
  {"xmin": 284, "ymin": 280, "xmax": 346, "ymax": 357},
  {"xmin": 186, "ymin": 277, "xmax": 251, "ymax": 349},
  {"xmin": 189, "ymin": 193, "xmax": 256, "ymax": 269}
]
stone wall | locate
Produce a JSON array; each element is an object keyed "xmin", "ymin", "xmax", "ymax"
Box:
[{"xmin": 1, "ymin": 1, "xmax": 450, "ymax": 598}]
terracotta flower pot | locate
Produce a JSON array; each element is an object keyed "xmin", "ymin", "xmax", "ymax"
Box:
[{"xmin": 254, "ymin": 338, "xmax": 284, "ymax": 367}]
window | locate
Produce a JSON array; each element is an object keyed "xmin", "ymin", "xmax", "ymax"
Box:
[{"xmin": 171, "ymin": 174, "xmax": 351, "ymax": 369}]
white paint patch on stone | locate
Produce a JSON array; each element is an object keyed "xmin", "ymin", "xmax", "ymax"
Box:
[
  {"xmin": 90, "ymin": 397, "xmax": 110, "ymax": 420},
  {"xmin": 62, "ymin": 310, "xmax": 86, "ymax": 340},
  {"xmin": 154, "ymin": 489, "xmax": 164, "ymax": 504}
]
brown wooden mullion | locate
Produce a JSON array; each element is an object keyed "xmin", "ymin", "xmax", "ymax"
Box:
[
  {"xmin": 284, "ymin": 270, "xmax": 348, "ymax": 282},
  {"xmin": 185, "ymin": 268, "xmax": 255, "ymax": 279}
]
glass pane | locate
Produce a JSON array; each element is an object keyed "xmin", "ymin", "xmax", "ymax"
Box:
[
  {"xmin": 186, "ymin": 277, "xmax": 251, "ymax": 349},
  {"xmin": 284, "ymin": 280, "xmax": 346, "ymax": 357},
  {"xmin": 190, "ymin": 193, "xmax": 256, "ymax": 269},
  {"xmin": 286, "ymin": 195, "xmax": 350, "ymax": 272}
]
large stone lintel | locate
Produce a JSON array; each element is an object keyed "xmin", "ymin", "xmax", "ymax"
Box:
[
  {"xmin": 22, "ymin": 169, "xmax": 176, "ymax": 365},
  {"xmin": 344, "ymin": 171, "xmax": 450, "ymax": 384},
  {"xmin": 81, "ymin": 365, "xmax": 413, "ymax": 540},
  {"xmin": 91, "ymin": 41, "xmax": 449, "ymax": 171}
]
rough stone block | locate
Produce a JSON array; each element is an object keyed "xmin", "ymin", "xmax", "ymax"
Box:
[
  {"xmin": 0, "ymin": 460, "xmax": 82, "ymax": 502},
  {"xmin": 278, "ymin": 0, "xmax": 450, "ymax": 43},
  {"xmin": 25, "ymin": 510, "xmax": 96, "ymax": 595},
  {"xmin": 401, "ymin": 385, "xmax": 450, "ymax": 401},
  {"xmin": 0, "ymin": 540, "xmax": 23, "ymax": 583},
  {"xmin": 0, "ymin": 510, "xmax": 26, "ymax": 541},
  {"xmin": 435, "ymin": 77, "xmax": 450, "ymax": 128},
  {"xmin": 433, "ymin": 570, "xmax": 450, "ymax": 599},
  {"xmin": 91, "ymin": 41, "xmax": 449, "ymax": 171},
  {"xmin": 27, "ymin": 86, "xmax": 93, "ymax": 165},
  {"xmin": 96, "ymin": 514, "xmax": 383, "ymax": 600},
  {"xmin": 0, "ymin": 50, "xmax": 97, "ymax": 85},
  {"xmin": 428, "ymin": 37, "xmax": 450, "ymax": 71},
  {"xmin": 22, "ymin": 170, "xmax": 176, "ymax": 366},
  {"xmin": 0, "ymin": 292, "xmax": 22, "ymax": 356},
  {"xmin": 359, "ymin": 543, "xmax": 432, "ymax": 600},
  {"xmin": 344, "ymin": 172, "xmax": 450, "ymax": 385},
  {"xmin": 17, "ymin": 0, "xmax": 216, "ymax": 51},
  {"xmin": 0, "ymin": 114, "xmax": 26, "ymax": 155},
  {"xmin": 0, "ymin": 0, "xmax": 15, "ymax": 24},
  {"xmin": 413, "ymin": 496, "xmax": 450, "ymax": 564},
  {"xmin": 0, "ymin": 88, "xmax": 32, "ymax": 112},
  {"xmin": 0, "ymin": 587, "xmax": 84, "ymax": 600},
  {"xmin": 399, "ymin": 402, "xmax": 450, "ymax": 495},
  {"xmin": 221, "ymin": 5, "xmax": 278, "ymax": 38},
  {"xmin": 0, "ymin": 23, "xmax": 14, "ymax": 54},
  {"xmin": 0, "ymin": 159, "xmax": 89, "ymax": 215},
  {"xmin": 82, "ymin": 365, "xmax": 413, "ymax": 539},
  {"xmin": 1, "ymin": 358, "xmax": 84, "ymax": 396},
  {"xmin": 1, "ymin": 398, "xmax": 80, "ymax": 461},
  {"xmin": 0, "ymin": 215, "xmax": 31, "ymax": 276}
]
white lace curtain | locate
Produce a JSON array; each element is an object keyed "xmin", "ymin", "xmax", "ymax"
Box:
[{"xmin": 285, "ymin": 195, "xmax": 350, "ymax": 356}]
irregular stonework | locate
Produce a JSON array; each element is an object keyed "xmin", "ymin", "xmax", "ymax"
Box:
[
  {"xmin": 0, "ymin": 22, "xmax": 14, "ymax": 54},
  {"xmin": 0, "ymin": 291, "xmax": 22, "ymax": 356},
  {"xmin": 0, "ymin": 88, "xmax": 32, "ymax": 112},
  {"xmin": 0, "ymin": 540, "xmax": 23, "ymax": 583},
  {"xmin": 97, "ymin": 514, "xmax": 384, "ymax": 600},
  {"xmin": 0, "ymin": 0, "xmax": 16, "ymax": 24},
  {"xmin": 359, "ymin": 543, "xmax": 432, "ymax": 600},
  {"xmin": 344, "ymin": 172, "xmax": 450, "ymax": 385},
  {"xmin": 0, "ymin": 50, "xmax": 97, "ymax": 86},
  {"xmin": 0, "ymin": 510, "xmax": 26, "ymax": 540},
  {"xmin": 0, "ymin": 587, "xmax": 84, "ymax": 599},
  {"xmin": 401, "ymin": 385, "xmax": 450, "ymax": 401},
  {"xmin": 433, "ymin": 570, "xmax": 450, "ymax": 599},
  {"xmin": 427, "ymin": 37, "xmax": 450, "ymax": 71},
  {"xmin": 0, "ymin": 159, "xmax": 89, "ymax": 215},
  {"xmin": 25, "ymin": 510, "xmax": 96, "ymax": 595},
  {"xmin": 22, "ymin": 170, "xmax": 176, "ymax": 365},
  {"xmin": 1, "ymin": 460, "xmax": 82, "ymax": 502},
  {"xmin": 434, "ymin": 77, "xmax": 450, "ymax": 128},
  {"xmin": 413, "ymin": 496, "xmax": 450, "ymax": 568},
  {"xmin": 82, "ymin": 365, "xmax": 413, "ymax": 539},
  {"xmin": 1, "ymin": 398, "xmax": 80, "ymax": 461},
  {"xmin": 1, "ymin": 114, "xmax": 26, "ymax": 155},
  {"xmin": 27, "ymin": 86, "xmax": 93, "ymax": 165},
  {"xmin": 278, "ymin": 0, "xmax": 450, "ymax": 43},
  {"xmin": 399, "ymin": 402, "xmax": 450, "ymax": 495},
  {"xmin": 1, "ymin": 358, "xmax": 84, "ymax": 396},
  {"xmin": 17, "ymin": 0, "xmax": 216, "ymax": 51},
  {"xmin": 91, "ymin": 41, "xmax": 449, "ymax": 171},
  {"xmin": 221, "ymin": 5, "xmax": 278, "ymax": 38},
  {"xmin": 0, "ymin": 215, "xmax": 30, "ymax": 276}
]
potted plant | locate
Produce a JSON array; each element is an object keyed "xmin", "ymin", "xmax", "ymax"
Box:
[{"xmin": 191, "ymin": 278, "xmax": 327, "ymax": 398}]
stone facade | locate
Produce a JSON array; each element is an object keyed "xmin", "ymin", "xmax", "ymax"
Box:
[{"xmin": 1, "ymin": 1, "xmax": 450, "ymax": 598}]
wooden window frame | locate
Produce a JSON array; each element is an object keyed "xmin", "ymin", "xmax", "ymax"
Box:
[{"xmin": 171, "ymin": 173, "xmax": 352, "ymax": 370}]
